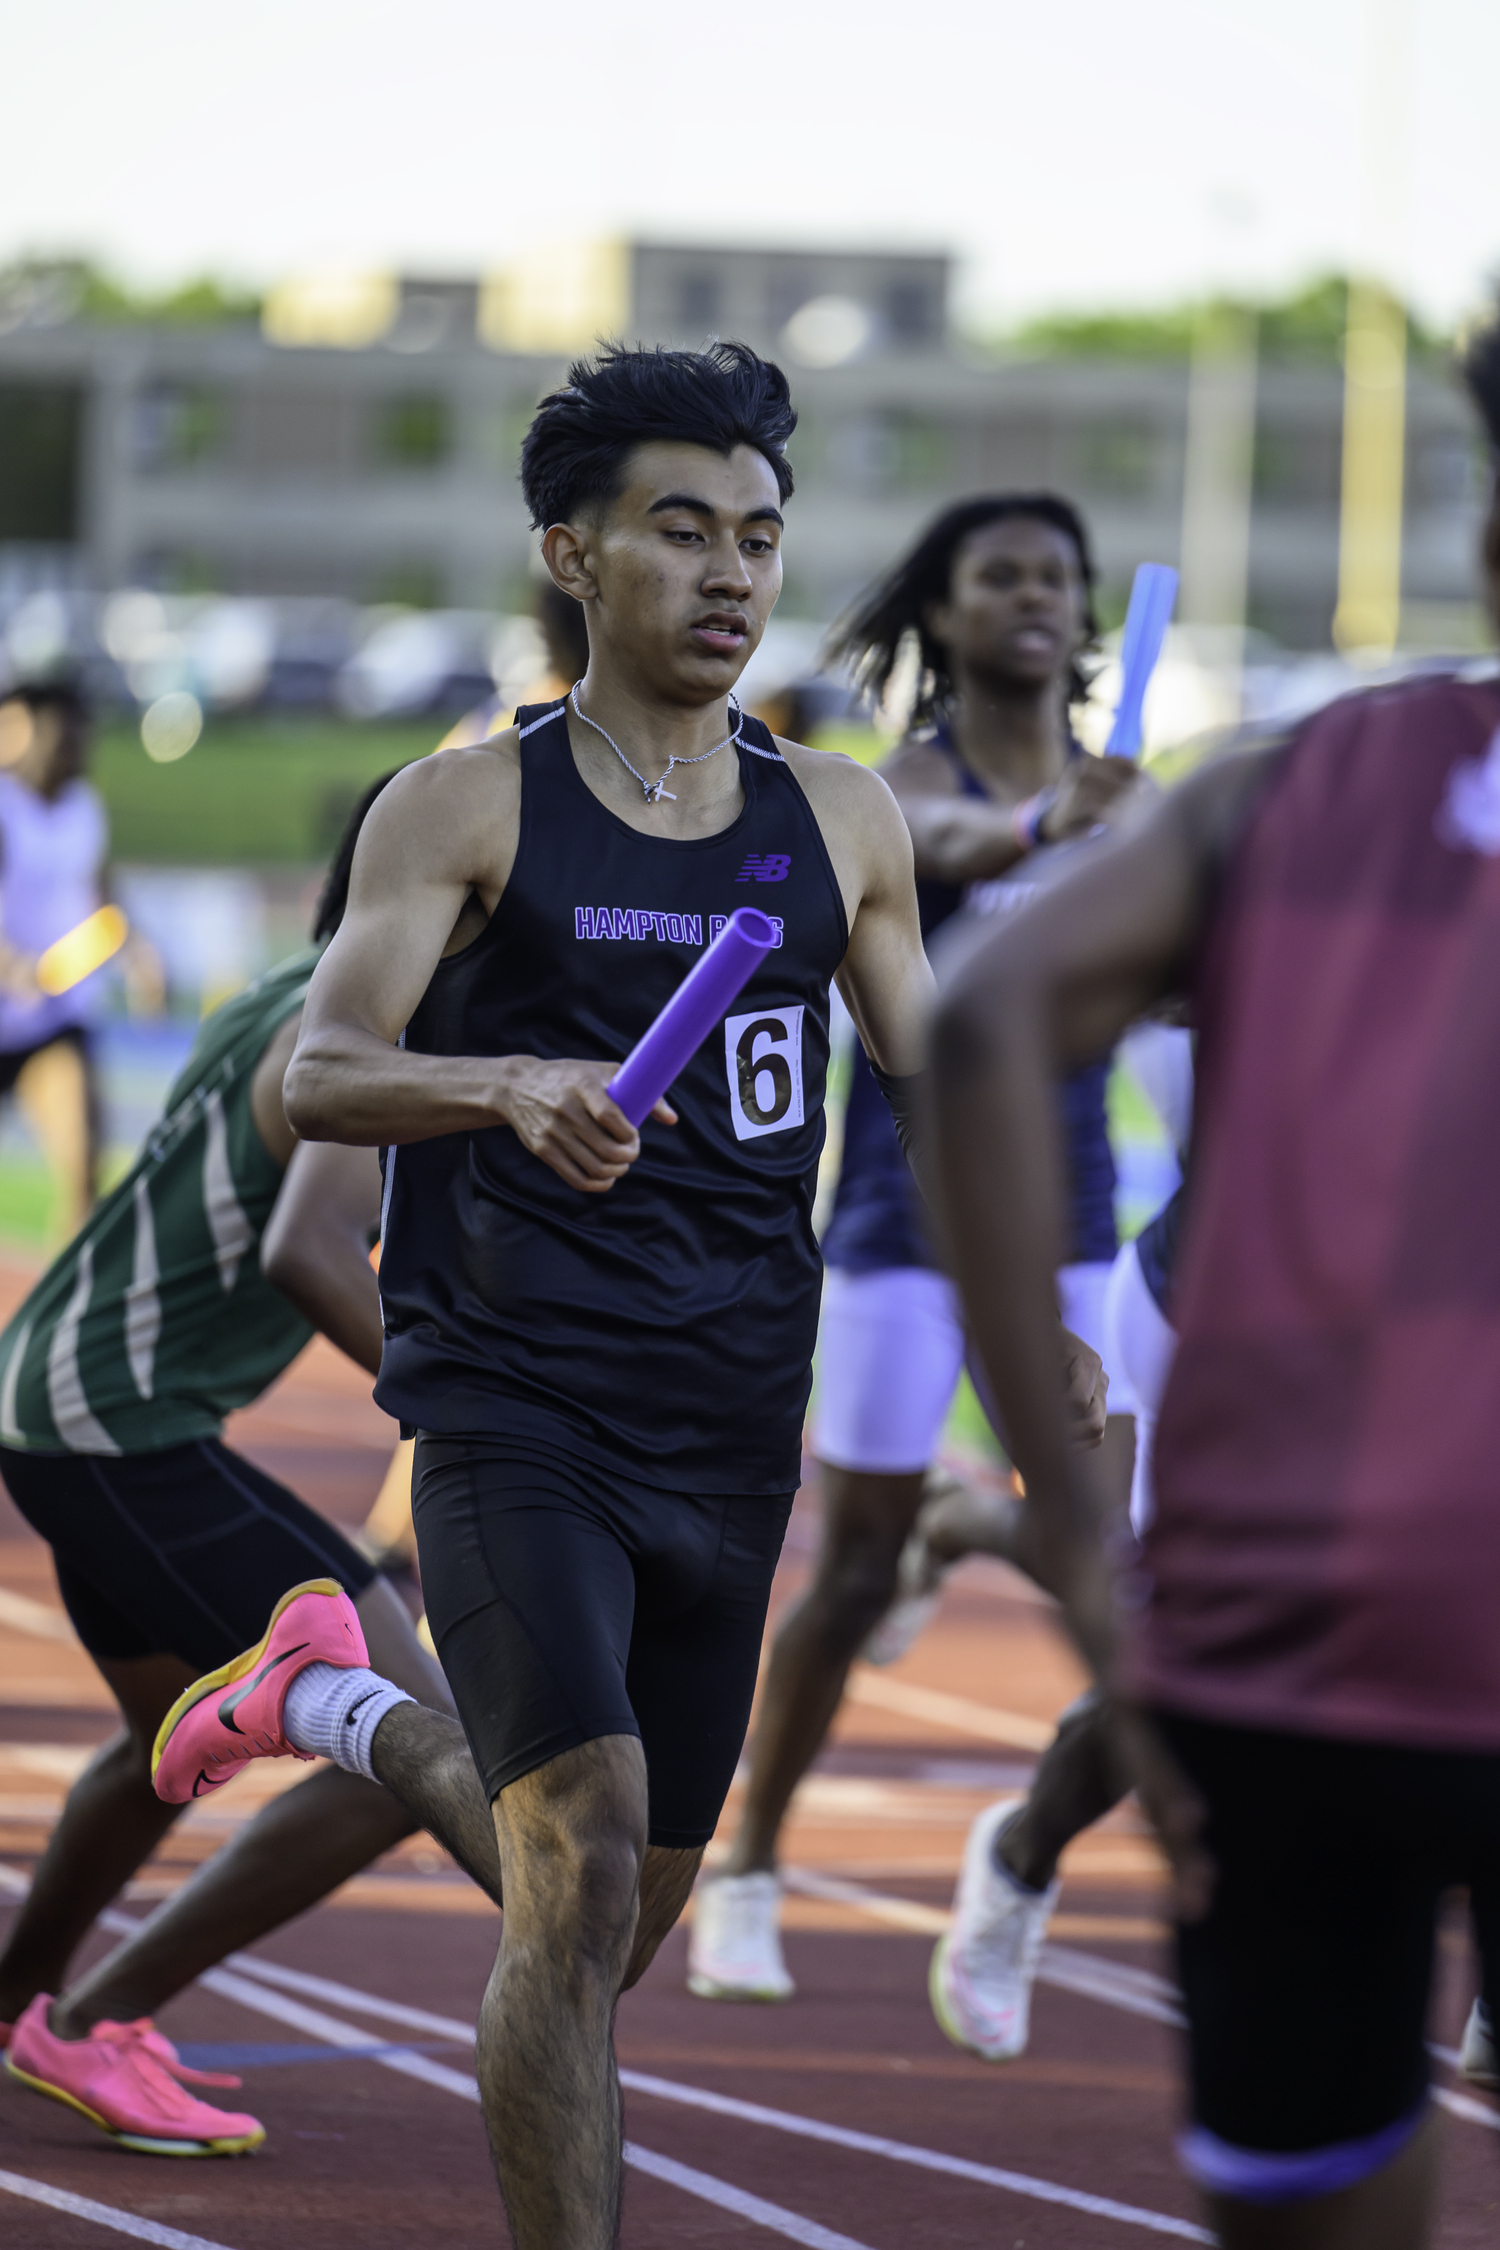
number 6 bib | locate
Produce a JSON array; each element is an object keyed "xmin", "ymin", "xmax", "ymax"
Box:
[{"xmin": 724, "ymin": 1006, "xmax": 805, "ymax": 1141}]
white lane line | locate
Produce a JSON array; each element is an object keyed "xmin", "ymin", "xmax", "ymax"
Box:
[
  {"xmin": 780, "ymin": 1867, "xmax": 1185, "ymax": 2026},
  {"xmin": 622, "ymin": 2072, "xmax": 1210, "ymax": 2243},
  {"xmin": 625, "ymin": 2147, "xmax": 875, "ymax": 2250},
  {"xmin": 196, "ymin": 1967, "xmax": 480, "ymax": 2103},
  {"xmin": 192, "ymin": 1962, "xmax": 878, "ymax": 2248},
  {"xmin": 1037, "ymin": 1944, "xmax": 1184, "ymax": 2027},
  {"xmin": 782, "ymin": 1865, "xmax": 948, "ymax": 1935},
  {"xmin": 845, "ymin": 1668, "xmax": 1053, "ymax": 1751},
  {"xmin": 1435, "ymin": 2086, "xmax": 1500, "ymax": 2132},
  {"xmin": 216, "ymin": 1950, "xmax": 473, "ymax": 2043},
  {"xmin": 27, "ymin": 1874, "xmax": 1500, "ymax": 2167},
  {"xmin": 783, "ymin": 1868, "xmax": 1500, "ymax": 2116},
  {"xmin": 0, "ymin": 1588, "xmax": 76, "ymax": 1642},
  {"xmin": 0, "ymin": 2168, "xmax": 238, "ymax": 2250},
  {"xmin": 210, "ymin": 1950, "xmax": 1207, "ymax": 2240}
]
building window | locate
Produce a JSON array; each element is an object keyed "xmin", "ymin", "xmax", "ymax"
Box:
[
  {"xmin": 677, "ymin": 274, "xmax": 720, "ymax": 332},
  {"xmin": 375, "ymin": 394, "xmax": 452, "ymax": 469},
  {"xmin": 886, "ymin": 280, "xmax": 936, "ymax": 344},
  {"xmin": 131, "ymin": 384, "xmax": 225, "ymax": 471},
  {"xmin": 1080, "ymin": 423, "xmax": 1158, "ymax": 498},
  {"xmin": 1253, "ymin": 429, "xmax": 1338, "ymax": 506},
  {"xmin": 825, "ymin": 412, "xmax": 950, "ymax": 495},
  {"xmin": 1414, "ymin": 433, "xmax": 1486, "ymax": 508},
  {"xmin": 769, "ymin": 276, "xmax": 814, "ymax": 333},
  {"xmin": 0, "ymin": 382, "xmax": 82, "ymax": 538}
]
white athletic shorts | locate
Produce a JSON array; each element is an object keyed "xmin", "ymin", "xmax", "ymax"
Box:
[
  {"xmin": 1103, "ymin": 1237, "xmax": 1178, "ymax": 1536},
  {"xmin": 813, "ymin": 1258, "xmax": 1131, "ymax": 1479}
]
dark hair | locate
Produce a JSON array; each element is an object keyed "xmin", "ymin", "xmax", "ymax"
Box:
[
  {"xmin": 828, "ymin": 493, "xmax": 1100, "ymax": 726},
  {"xmin": 520, "ymin": 341, "xmax": 796, "ymax": 530},
  {"xmin": 1460, "ymin": 303, "xmax": 1500, "ymax": 454},
  {"xmin": 312, "ymin": 769, "xmax": 403, "ymax": 942},
  {"xmin": 2, "ymin": 676, "xmax": 90, "ymax": 726}
]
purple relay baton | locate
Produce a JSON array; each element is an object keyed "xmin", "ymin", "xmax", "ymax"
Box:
[{"xmin": 606, "ymin": 906, "xmax": 779, "ymax": 1128}]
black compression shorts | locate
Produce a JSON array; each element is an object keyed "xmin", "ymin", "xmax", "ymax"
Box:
[
  {"xmin": 1156, "ymin": 1710, "xmax": 1500, "ymax": 2200},
  {"xmin": 0, "ymin": 1438, "xmax": 375, "ymax": 1674},
  {"xmin": 412, "ymin": 1433, "xmax": 795, "ymax": 1850},
  {"xmin": 0, "ymin": 1026, "xmax": 93, "ymax": 1103}
]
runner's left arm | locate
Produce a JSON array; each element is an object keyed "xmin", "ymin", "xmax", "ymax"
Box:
[
  {"xmin": 821, "ymin": 759, "xmax": 935, "ymax": 1078},
  {"xmin": 929, "ymin": 744, "xmax": 1284, "ymax": 1674}
]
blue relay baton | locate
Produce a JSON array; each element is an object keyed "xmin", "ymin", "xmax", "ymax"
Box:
[{"xmin": 1105, "ymin": 563, "xmax": 1178, "ymax": 761}]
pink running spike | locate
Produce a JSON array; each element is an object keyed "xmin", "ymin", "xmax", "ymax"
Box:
[
  {"xmin": 152, "ymin": 1577, "xmax": 368, "ymax": 1804},
  {"xmin": 5, "ymin": 1998, "xmax": 265, "ymax": 2156}
]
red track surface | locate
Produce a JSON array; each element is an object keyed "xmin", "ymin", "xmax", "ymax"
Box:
[{"xmin": 1, "ymin": 1255, "xmax": 1496, "ymax": 2246}]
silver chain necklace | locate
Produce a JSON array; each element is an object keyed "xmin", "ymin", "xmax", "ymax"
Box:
[{"xmin": 569, "ymin": 684, "xmax": 743, "ymax": 805}]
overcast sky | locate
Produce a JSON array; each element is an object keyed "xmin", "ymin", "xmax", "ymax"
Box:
[{"xmin": 9, "ymin": 0, "xmax": 1499, "ymax": 329}]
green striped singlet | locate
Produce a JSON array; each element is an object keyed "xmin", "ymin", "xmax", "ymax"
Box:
[{"xmin": 0, "ymin": 951, "xmax": 319, "ymax": 1456}]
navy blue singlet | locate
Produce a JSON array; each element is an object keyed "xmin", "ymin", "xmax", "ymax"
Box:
[
  {"xmin": 374, "ymin": 701, "xmax": 849, "ymax": 1495},
  {"xmin": 822, "ymin": 725, "xmax": 1118, "ymax": 1275}
]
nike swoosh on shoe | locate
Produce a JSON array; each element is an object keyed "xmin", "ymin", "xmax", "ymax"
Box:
[{"xmin": 218, "ymin": 1641, "xmax": 310, "ymax": 1733}]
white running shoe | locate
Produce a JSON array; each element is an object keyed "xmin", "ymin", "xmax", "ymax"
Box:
[
  {"xmin": 1460, "ymin": 1998, "xmax": 1498, "ymax": 2091},
  {"xmin": 686, "ymin": 1873, "xmax": 794, "ymax": 2002},
  {"xmin": 929, "ymin": 1799, "xmax": 1059, "ymax": 2061},
  {"xmin": 860, "ymin": 1467, "xmax": 966, "ymax": 1668}
]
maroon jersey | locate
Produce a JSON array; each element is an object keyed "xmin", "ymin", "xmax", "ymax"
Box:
[{"xmin": 1134, "ymin": 668, "xmax": 1500, "ymax": 1749}]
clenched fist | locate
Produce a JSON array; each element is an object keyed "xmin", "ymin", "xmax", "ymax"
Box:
[{"xmin": 495, "ymin": 1058, "xmax": 676, "ymax": 1194}]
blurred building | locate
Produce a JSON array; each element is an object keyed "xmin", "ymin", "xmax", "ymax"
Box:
[{"xmin": 0, "ymin": 241, "xmax": 1486, "ymax": 646}]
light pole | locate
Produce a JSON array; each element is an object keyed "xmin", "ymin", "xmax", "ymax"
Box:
[{"xmin": 1332, "ymin": 0, "xmax": 1414, "ymax": 659}]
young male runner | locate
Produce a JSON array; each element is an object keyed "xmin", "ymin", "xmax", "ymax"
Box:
[
  {"xmin": 691, "ymin": 493, "xmax": 1142, "ymax": 2003},
  {"xmin": 926, "ymin": 311, "xmax": 1500, "ymax": 2248},
  {"xmin": 0, "ymin": 777, "xmax": 482, "ymax": 2155},
  {"xmin": 150, "ymin": 343, "xmax": 1106, "ymax": 2250}
]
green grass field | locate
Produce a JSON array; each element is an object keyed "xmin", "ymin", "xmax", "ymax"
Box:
[
  {"xmin": 89, "ymin": 711, "xmax": 901, "ymax": 865},
  {"xmin": 94, "ymin": 714, "xmax": 442, "ymax": 863}
]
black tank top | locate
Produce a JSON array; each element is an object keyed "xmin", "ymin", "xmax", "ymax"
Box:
[{"xmin": 374, "ymin": 700, "xmax": 849, "ymax": 1493}]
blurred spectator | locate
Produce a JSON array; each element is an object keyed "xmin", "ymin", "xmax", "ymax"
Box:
[
  {"xmin": 436, "ymin": 579, "xmax": 590, "ymax": 751},
  {"xmin": 747, "ymin": 675, "xmax": 857, "ymax": 747},
  {"xmin": 0, "ymin": 681, "xmax": 107, "ymax": 1243}
]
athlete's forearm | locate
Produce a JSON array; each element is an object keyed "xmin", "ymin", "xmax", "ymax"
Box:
[
  {"xmin": 895, "ymin": 794, "xmax": 1031, "ymax": 886},
  {"xmin": 929, "ymin": 966, "xmax": 1118, "ymax": 1685},
  {"xmin": 284, "ymin": 1024, "xmax": 513, "ymax": 1147},
  {"xmin": 285, "ymin": 1030, "xmax": 645, "ymax": 1196}
]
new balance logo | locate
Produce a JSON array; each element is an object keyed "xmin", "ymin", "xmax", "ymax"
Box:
[
  {"xmin": 734, "ymin": 853, "xmax": 790, "ymax": 883},
  {"xmin": 1436, "ymin": 728, "xmax": 1500, "ymax": 856}
]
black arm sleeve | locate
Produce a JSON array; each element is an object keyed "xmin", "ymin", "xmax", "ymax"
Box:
[{"xmin": 869, "ymin": 1062, "xmax": 927, "ymax": 1175}]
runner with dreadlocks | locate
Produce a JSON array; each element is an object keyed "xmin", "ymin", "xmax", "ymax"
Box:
[{"xmin": 690, "ymin": 494, "xmax": 1144, "ymax": 2022}]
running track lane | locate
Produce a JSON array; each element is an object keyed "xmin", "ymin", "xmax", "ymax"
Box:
[
  {"xmin": 4, "ymin": 1287, "xmax": 1498, "ymax": 2247},
  {"xmin": 184, "ymin": 1950, "xmax": 1215, "ymax": 2244},
  {"xmin": 2, "ymin": 1884, "xmax": 1215, "ymax": 2247}
]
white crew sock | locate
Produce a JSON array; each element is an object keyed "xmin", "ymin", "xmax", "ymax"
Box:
[{"xmin": 282, "ymin": 1662, "xmax": 415, "ymax": 1782}]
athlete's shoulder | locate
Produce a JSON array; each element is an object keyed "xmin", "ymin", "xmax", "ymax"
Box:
[
  {"xmin": 874, "ymin": 728, "xmax": 960, "ymax": 794},
  {"xmin": 358, "ymin": 732, "xmax": 523, "ymax": 860},
  {"xmin": 772, "ymin": 736, "xmax": 903, "ymax": 821},
  {"xmin": 769, "ymin": 739, "xmax": 914, "ymax": 915}
]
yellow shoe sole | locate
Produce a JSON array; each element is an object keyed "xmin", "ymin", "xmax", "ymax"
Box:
[
  {"xmin": 4, "ymin": 2052, "xmax": 265, "ymax": 2157},
  {"xmin": 150, "ymin": 1577, "xmax": 343, "ymax": 1784}
]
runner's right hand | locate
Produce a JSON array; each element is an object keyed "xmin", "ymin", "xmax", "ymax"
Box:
[
  {"xmin": 1060, "ymin": 1325, "xmax": 1109, "ymax": 1447},
  {"xmin": 496, "ymin": 1058, "xmax": 676, "ymax": 1194},
  {"xmin": 1040, "ymin": 755, "xmax": 1141, "ymax": 843}
]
